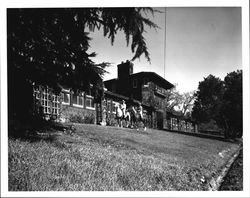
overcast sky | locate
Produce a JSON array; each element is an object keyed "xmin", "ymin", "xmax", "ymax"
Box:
[{"xmin": 89, "ymin": 7, "xmax": 242, "ymax": 93}]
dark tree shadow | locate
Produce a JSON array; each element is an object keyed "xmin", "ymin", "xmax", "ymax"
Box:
[{"xmin": 8, "ymin": 116, "xmax": 74, "ymax": 143}]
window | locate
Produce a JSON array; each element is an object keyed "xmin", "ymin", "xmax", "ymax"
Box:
[
  {"xmin": 62, "ymin": 92, "xmax": 70, "ymax": 104},
  {"xmin": 41, "ymin": 87, "xmax": 50, "ymax": 114},
  {"xmin": 35, "ymin": 87, "xmax": 60, "ymax": 115},
  {"xmin": 86, "ymin": 95, "xmax": 95, "ymax": 109},
  {"xmin": 171, "ymin": 118, "xmax": 178, "ymax": 130},
  {"xmin": 72, "ymin": 93, "xmax": 84, "ymax": 108},
  {"xmin": 133, "ymin": 79, "xmax": 137, "ymax": 88},
  {"xmin": 61, "ymin": 89, "xmax": 70, "ymax": 105},
  {"xmin": 52, "ymin": 95, "xmax": 60, "ymax": 115},
  {"xmin": 154, "ymin": 85, "xmax": 166, "ymax": 97}
]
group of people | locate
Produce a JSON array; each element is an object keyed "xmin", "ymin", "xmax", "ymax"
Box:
[{"xmin": 115, "ymin": 100, "xmax": 146, "ymax": 131}]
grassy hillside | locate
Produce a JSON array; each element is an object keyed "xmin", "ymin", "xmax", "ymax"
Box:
[{"xmin": 8, "ymin": 123, "xmax": 241, "ymax": 191}]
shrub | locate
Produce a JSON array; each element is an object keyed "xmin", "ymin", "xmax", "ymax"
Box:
[
  {"xmin": 83, "ymin": 114, "xmax": 95, "ymax": 124},
  {"xmin": 106, "ymin": 115, "xmax": 117, "ymax": 126},
  {"xmin": 68, "ymin": 114, "xmax": 84, "ymax": 124},
  {"xmin": 68, "ymin": 113, "xmax": 95, "ymax": 124}
]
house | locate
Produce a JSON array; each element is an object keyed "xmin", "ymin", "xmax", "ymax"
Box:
[
  {"xmin": 32, "ymin": 83, "xmax": 198, "ymax": 132},
  {"xmin": 32, "ymin": 61, "xmax": 200, "ymax": 131},
  {"xmin": 104, "ymin": 60, "xmax": 175, "ymax": 129},
  {"xmin": 104, "ymin": 60, "xmax": 174, "ymax": 103},
  {"xmin": 32, "ymin": 84, "xmax": 146, "ymax": 127}
]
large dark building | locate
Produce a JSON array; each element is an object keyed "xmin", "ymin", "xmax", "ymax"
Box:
[
  {"xmin": 104, "ymin": 60, "xmax": 175, "ymax": 129},
  {"xmin": 31, "ymin": 60, "xmax": 197, "ymax": 131},
  {"xmin": 104, "ymin": 60, "xmax": 174, "ymax": 109}
]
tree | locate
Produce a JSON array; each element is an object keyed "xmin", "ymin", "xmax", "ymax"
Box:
[
  {"xmin": 164, "ymin": 86, "xmax": 195, "ymax": 118},
  {"xmin": 142, "ymin": 84, "xmax": 186, "ymax": 112},
  {"xmin": 7, "ymin": 8, "xmax": 158, "ymax": 119},
  {"xmin": 221, "ymin": 70, "xmax": 242, "ymax": 138},
  {"xmin": 164, "ymin": 85, "xmax": 183, "ymax": 112},
  {"xmin": 179, "ymin": 91, "xmax": 196, "ymax": 117},
  {"xmin": 192, "ymin": 71, "xmax": 243, "ymax": 139},
  {"xmin": 192, "ymin": 75, "xmax": 224, "ymax": 124}
]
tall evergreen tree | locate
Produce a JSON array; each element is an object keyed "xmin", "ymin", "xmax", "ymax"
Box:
[
  {"xmin": 222, "ymin": 70, "xmax": 242, "ymax": 138},
  {"xmin": 7, "ymin": 8, "xmax": 158, "ymax": 119},
  {"xmin": 192, "ymin": 75, "xmax": 224, "ymax": 124}
]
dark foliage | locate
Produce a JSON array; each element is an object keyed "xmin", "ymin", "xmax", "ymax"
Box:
[
  {"xmin": 221, "ymin": 70, "xmax": 242, "ymax": 138},
  {"xmin": 192, "ymin": 71, "xmax": 242, "ymax": 139},
  {"xmin": 8, "ymin": 116, "xmax": 73, "ymax": 141},
  {"xmin": 192, "ymin": 75, "xmax": 224, "ymax": 123},
  {"xmin": 7, "ymin": 8, "xmax": 158, "ymax": 120}
]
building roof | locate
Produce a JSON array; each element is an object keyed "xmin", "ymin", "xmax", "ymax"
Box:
[
  {"xmin": 104, "ymin": 71, "xmax": 174, "ymax": 90},
  {"xmin": 131, "ymin": 72, "xmax": 174, "ymax": 90}
]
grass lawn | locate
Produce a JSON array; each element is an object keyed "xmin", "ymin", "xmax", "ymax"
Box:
[{"xmin": 8, "ymin": 123, "xmax": 241, "ymax": 191}]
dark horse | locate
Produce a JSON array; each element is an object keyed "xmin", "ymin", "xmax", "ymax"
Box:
[{"xmin": 128, "ymin": 105, "xmax": 147, "ymax": 131}]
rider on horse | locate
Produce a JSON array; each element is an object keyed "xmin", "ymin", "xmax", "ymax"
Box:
[
  {"xmin": 120, "ymin": 100, "xmax": 127, "ymax": 119},
  {"xmin": 138, "ymin": 103, "xmax": 143, "ymax": 120},
  {"xmin": 115, "ymin": 100, "xmax": 130, "ymax": 128},
  {"xmin": 137, "ymin": 103, "xmax": 146, "ymax": 131},
  {"xmin": 128, "ymin": 102, "xmax": 146, "ymax": 131}
]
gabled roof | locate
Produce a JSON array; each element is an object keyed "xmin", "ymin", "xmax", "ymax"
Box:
[
  {"xmin": 130, "ymin": 72, "xmax": 174, "ymax": 90},
  {"xmin": 105, "ymin": 72, "xmax": 174, "ymax": 90}
]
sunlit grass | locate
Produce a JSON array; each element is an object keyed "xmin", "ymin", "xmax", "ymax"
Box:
[{"xmin": 8, "ymin": 123, "xmax": 240, "ymax": 191}]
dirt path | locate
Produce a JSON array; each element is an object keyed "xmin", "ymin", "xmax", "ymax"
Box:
[{"xmin": 219, "ymin": 149, "xmax": 243, "ymax": 191}]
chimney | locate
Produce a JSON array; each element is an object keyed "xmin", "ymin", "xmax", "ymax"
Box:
[{"xmin": 117, "ymin": 60, "xmax": 134, "ymax": 80}]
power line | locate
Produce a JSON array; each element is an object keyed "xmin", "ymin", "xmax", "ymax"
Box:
[{"xmin": 164, "ymin": 7, "xmax": 167, "ymax": 79}]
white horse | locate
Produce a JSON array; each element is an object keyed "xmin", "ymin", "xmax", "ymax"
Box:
[{"xmin": 115, "ymin": 104, "xmax": 131, "ymax": 128}]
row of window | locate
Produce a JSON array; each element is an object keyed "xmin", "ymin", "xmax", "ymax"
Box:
[
  {"xmin": 133, "ymin": 78, "xmax": 165, "ymax": 95},
  {"xmin": 34, "ymin": 88, "xmax": 95, "ymax": 116},
  {"xmin": 61, "ymin": 89, "xmax": 95, "ymax": 109},
  {"xmin": 154, "ymin": 85, "xmax": 166, "ymax": 95}
]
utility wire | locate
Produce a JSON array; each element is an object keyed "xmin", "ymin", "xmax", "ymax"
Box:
[{"xmin": 164, "ymin": 7, "xmax": 167, "ymax": 79}]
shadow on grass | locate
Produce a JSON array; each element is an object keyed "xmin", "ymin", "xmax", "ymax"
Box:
[
  {"xmin": 219, "ymin": 148, "xmax": 243, "ymax": 191},
  {"xmin": 8, "ymin": 118, "xmax": 74, "ymax": 143}
]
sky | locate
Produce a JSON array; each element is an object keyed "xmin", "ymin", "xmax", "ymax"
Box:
[{"xmin": 88, "ymin": 7, "xmax": 242, "ymax": 93}]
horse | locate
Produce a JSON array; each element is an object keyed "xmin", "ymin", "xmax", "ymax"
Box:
[
  {"xmin": 128, "ymin": 105, "xmax": 147, "ymax": 131},
  {"xmin": 115, "ymin": 104, "xmax": 131, "ymax": 128}
]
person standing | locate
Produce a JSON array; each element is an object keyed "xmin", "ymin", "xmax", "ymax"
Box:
[
  {"xmin": 138, "ymin": 103, "xmax": 146, "ymax": 131},
  {"xmin": 138, "ymin": 103, "xmax": 143, "ymax": 119},
  {"xmin": 129, "ymin": 105, "xmax": 137, "ymax": 128},
  {"xmin": 120, "ymin": 100, "xmax": 127, "ymax": 119}
]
